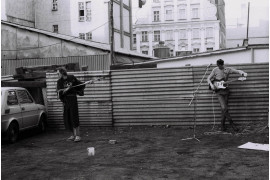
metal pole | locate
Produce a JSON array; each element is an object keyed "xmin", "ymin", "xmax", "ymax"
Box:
[
  {"xmin": 246, "ymin": 2, "xmax": 250, "ymax": 39},
  {"xmin": 110, "ymin": 0, "xmax": 114, "ymax": 65}
]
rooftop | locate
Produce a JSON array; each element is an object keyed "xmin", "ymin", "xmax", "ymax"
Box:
[{"xmin": 2, "ymin": 20, "xmax": 155, "ymax": 59}]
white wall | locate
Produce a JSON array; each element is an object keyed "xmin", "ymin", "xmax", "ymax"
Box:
[
  {"xmin": 157, "ymin": 48, "xmax": 268, "ymax": 68},
  {"xmin": 254, "ymin": 48, "xmax": 269, "ymax": 63},
  {"xmin": 70, "ymin": 0, "xmax": 109, "ymax": 43},
  {"xmin": 1, "ymin": 0, "xmax": 7, "ymax": 20},
  {"xmin": 35, "ymin": 0, "xmax": 72, "ymax": 35},
  {"xmin": 4, "ymin": 0, "xmax": 35, "ymax": 27}
]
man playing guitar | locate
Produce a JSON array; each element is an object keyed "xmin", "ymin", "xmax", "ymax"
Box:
[
  {"xmin": 57, "ymin": 67, "xmax": 86, "ymax": 142},
  {"xmin": 207, "ymin": 59, "xmax": 247, "ymax": 132}
]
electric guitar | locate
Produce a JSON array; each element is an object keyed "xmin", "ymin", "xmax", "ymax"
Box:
[
  {"xmin": 57, "ymin": 77, "xmax": 103, "ymax": 100},
  {"xmin": 210, "ymin": 76, "xmax": 246, "ymax": 91}
]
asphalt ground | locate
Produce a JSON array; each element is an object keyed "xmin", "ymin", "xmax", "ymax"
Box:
[{"xmin": 1, "ymin": 122, "xmax": 269, "ymax": 180}]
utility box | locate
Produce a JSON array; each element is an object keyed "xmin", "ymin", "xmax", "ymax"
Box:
[{"xmin": 153, "ymin": 41, "xmax": 170, "ymax": 59}]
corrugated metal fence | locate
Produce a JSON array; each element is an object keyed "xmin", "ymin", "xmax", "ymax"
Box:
[
  {"xmin": 46, "ymin": 63, "xmax": 269, "ymax": 128},
  {"xmin": 1, "ymin": 54, "xmax": 110, "ymax": 76}
]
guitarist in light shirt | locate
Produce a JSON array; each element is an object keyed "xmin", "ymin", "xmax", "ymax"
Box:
[{"xmin": 207, "ymin": 59, "xmax": 247, "ymax": 132}]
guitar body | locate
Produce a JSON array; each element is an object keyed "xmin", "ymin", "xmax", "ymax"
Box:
[
  {"xmin": 209, "ymin": 77, "xmax": 246, "ymax": 91},
  {"xmin": 213, "ymin": 80, "xmax": 227, "ymax": 89}
]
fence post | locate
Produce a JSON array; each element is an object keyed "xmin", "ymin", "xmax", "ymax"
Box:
[{"xmin": 109, "ymin": 70, "xmax": 114, "ymax": 127}]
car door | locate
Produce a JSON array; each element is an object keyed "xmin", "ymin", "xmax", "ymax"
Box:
[
  {"xmin": 1, "ymin": 90, "xmax": 23, "ymax": 131},
  {"xmin": 17, "ymin": 89, "xmax": 39, "ymax": 129}
]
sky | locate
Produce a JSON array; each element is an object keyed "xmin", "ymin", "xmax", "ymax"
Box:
[{"xmin": 131, "ymin": 0, "xmax": 269, "ymax": 28}]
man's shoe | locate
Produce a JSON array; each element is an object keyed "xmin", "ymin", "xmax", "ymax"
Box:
[
  {"xmin": 74, "ymin": 136, "xmax": 81, "ymax": 142},
  {"xmin": 66, "ymin": 135, "xmax": 75, "ymax": 141}
]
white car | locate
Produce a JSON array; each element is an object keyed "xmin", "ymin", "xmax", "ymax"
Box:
[{"xmin": 1, "ymin": 87, "xmax": 47, "ymax": 143}]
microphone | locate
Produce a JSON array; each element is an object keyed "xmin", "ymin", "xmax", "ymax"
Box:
[{"xmin": 206, "ymin": 63, "xmax": 212, "ymax": 68}]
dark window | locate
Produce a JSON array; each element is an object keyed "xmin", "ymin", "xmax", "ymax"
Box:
[
  {"xmin": 79, "ymin": 33, "xmax": 85, "ymax": 39},
  {"xmin": 142, "ymin": 51, "xmax": 148, "ymax": 55},
  {"xmin": 79, "ymin": 2, "xmax": 85, "ymax": 21},
  {"xmin": 80, "ymin": 10, "xmax": 84, "ymax": 16},
  {"xmin": 153, "ymin": 11, "xmax": 160, "ymax": 21},
  {"xmin": 86, "ymin": 32, "xmax": 92, "ymax": 40},
  {"xmin": 142, "ymin": 31, "xmax": 148, "ymax": 42},
  {"xmin": 154, "ymin": 31, "xmax": 160, "ymax": 41},
  {"xmin": 53, "ymin": 25, "xmax": 58, "ymax": 33},
  {"xmin": 193, "ymin": 48, "xmax": 200, "ymax": 53},
  {"xmin": 52, "ymin": 0, "xmax": 58, "ymax": 11},
  {"xmin": 133, "ymin": 34, "xmax": 136, "ymax": 44},
  {"xmin": 17, "ymin": 90, "xmax": 33, "ymax": 104}
]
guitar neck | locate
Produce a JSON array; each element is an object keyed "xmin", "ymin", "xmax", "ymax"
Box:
[{"xmin": 224, "ymin": 79, "xmax": 238, "ymax": 84}]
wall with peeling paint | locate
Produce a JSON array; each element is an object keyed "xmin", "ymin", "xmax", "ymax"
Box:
[
  {"xmin": 1, "ymin": 23, "xmax": 107, "ymax": 60},
  {"xmin": 5, "ymin": 0, "xmax": 35, "ymax": 27}
]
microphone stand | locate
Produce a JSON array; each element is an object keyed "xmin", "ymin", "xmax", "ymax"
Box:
[{"xmin": 181, "ymin": 64, "xmax": 212, "ymax": 142}]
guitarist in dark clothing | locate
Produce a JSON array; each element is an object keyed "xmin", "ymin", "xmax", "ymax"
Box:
[
  {"xmin": 207, "ymin": 59, "xmax": 247, "ymax": 132},
  {"xmin": 57, "ymin": 67, "xmax": 86, "ymax": 142}
]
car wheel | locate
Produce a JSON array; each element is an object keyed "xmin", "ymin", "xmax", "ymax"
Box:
[
  {"xmin": 7, "ymin": 122, "xmax": 19, "ymax": 143},
  {"xmin": 38, "ymin": 115, "xmax": 46, "ymax": 133}
]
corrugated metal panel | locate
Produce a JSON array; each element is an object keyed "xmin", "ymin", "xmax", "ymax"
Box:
[
  {"xmin": 111, "ymin": 67, "xmax": 195, "ymax": 126},
  {"xmin": 111, "ymin": 63, "xmax": 269, "ymax": 126},
  {"xmin": 1, "ymin": 75, "xmax": 15, "ymax": 81},
  {"xmin": 46, "ymin": 71, "xmax": 112, "ymax": 129},
  {"xmin": 1, "ymin": 54, "xmax": 110, "ymax": 76}
]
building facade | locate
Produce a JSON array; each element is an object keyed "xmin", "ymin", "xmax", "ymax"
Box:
[
  {"xmin": 133, "ymin": 0, "xmax": 226, "ymax": 57},
  {"xmin": 2, "ymin": 0, "xmax": 133, "ymax": 51}
]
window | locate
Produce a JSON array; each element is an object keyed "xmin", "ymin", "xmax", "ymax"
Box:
[
  {"xmin": 192, "ymin": 8, "xmax": 199, "ymax": 19},
  {"xmin": 166, "ymin": 9, "xmax": 173, "ymax": 20},
  {"xmin": 79, "ymin": 33, "xmax": 85, "ymax": 39},
  {"xmin": 193, "ymin": 48, "xmax": 200, "ymax": 53},
  {"xmin": 153, "ymin": 11, "xmax": 160, "ymax": 22},
  {"xmin": 7, "ymin": 91, "xmax": 18, "ymax": 105},
  {"xmin": 79, "ymin": 2, "xmax": 85, "ymax": 21},
  {"xmin": 176, "ymin": 51, "xmax": 181, "ymax": 57},
  {"xmin": 53, "ymin": 25, "xmax": 58, "ymax": 33},
  {"xmin": 154, "ymin": 31, "xmax": 160, "ymax": 42},
  {"xmin": 207, "ymin": 47, "xmax": 213, "ymax": 51},
  {"xmin": 141, "ymin": 31, "xmax": 148, "ymax": 42},
  {"xmin": 52, "ymin": 0, "xmax": 58, "ymax": 11},
  {"xmin": 86, "ymin": 1, "xmax": 91, "ymax": 21},
  {"xmin": 166, "ymin": 30, "xmax": 173, "ymax": 40},
  {"xmin": 17, "ymin": 90, "xmax": 33, "ymax": 104},
  {"xmin": 142, "ymin": 51, "xmax": 148, "ymax": 55},
  {"xmin": 179, "ymin": 29, "xmax": 187, "ymax": 39},
  {"xmin": 206, "ymin": 27, "xmax": 213, "ymax": 38},
  {"xmin": 179, "ymin": 8, "xmax": 186, "ymax": 19},
  {"xmin": 86, "ymin": 32, "xmax": 92, "ymax": 40},
  {"xmin": 133, "ymin": 34, "xmax": 136, "ymax": 44},
  {"xmin": 192, "ymin": 28, "xmax": 200, "ymax": 39}
]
